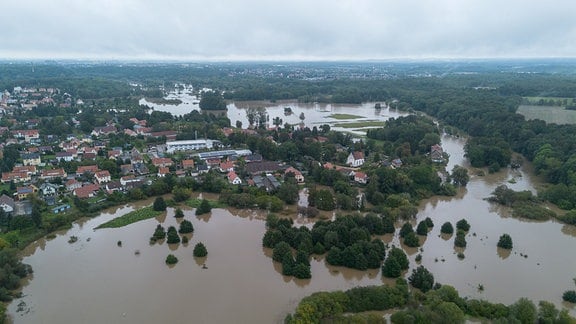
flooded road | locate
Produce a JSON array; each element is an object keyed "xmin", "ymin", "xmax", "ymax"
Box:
[{"xmin": 9, "ymin": 102, "xmax": 576, "ymax": 322}]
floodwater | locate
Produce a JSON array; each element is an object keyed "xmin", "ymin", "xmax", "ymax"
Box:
[
  {"xmin": 140, "ymin": 94, "xmax": 406, "ymax": 135},
  {"xmin": 9, "ymin": 101, "xmax": 576, "ymax": 322}
]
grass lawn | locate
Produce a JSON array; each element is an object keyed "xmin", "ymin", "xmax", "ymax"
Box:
[
  {"xmin": 517, "ymin": 105, "xmax": 576, "ymax": 125},
  {"xmin": 333, "ymin": 121, "xmax": 386, "ymax": 128},
  {"xmin": 95, "ymin": 206, "xmax": 161, "ymax": 229},
  {"xmin": 327, "ymin": 113, "xmax": 364, "ymax": 120}
]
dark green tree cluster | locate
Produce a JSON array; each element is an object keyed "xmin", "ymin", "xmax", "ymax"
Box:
[
  {"xmin": 151, "ymin": 224, "xmax": 166, "ymax": 241},
  {"xmin": 455, "ymin": 219, "xmax": 470, "ymax": 232},
  {"xmin": 220, "ymin": 191, "xmax": 284, "ymax": 212},
  {"xmin": 165, "ymin": 254, "xmax": 178, "ymax": 265},
  {"xmin": 193, "ymin": 242, "xmax": 208, "ymax": 257},
  {"xmin": 382, "ymin": 246, "xmax": 409, "ymax": 278},
  {"xmin": 440, "ymin": 221, "xmax": 454, "ymax": 234},
  {"xmin": 454, "ymin": 230, "xmax": 467, "ymax": 248},
  {"xmin": 451, "ymin": 165, "xmax": 470, "ymax": 187},
  {"xmin": 497, "ymin": 234, "xmax": 513, "ymax": 250},
  {"xmin": 199, "ymin": 90, "xmax": 226, "ymax": 110},
  {"xmin": 195, "ymin": 199, "xmax": 212, "ymax": 215},
  {"xmin": 399, "ymin": 223, "xmax": 420, "ymax": 247},
  {"xmin": 153, "ymin": 197, "xmax": 167, "ymax": 211},
  {"xmin": 408, "ymin": 265, "xmax": 435, "ymax": 293},
  {"xmin": 166, "ymin": 226, "xmax": 181, "ymax": 244},
  {"xmin": 366, "ymin": 115, "xmax": 440, "ymax": 156},
  {"xmin": 308, "ymin": 188, "xmax": 335, "ymax": 211},
  {"xmin": 178, "ymin": 220, "xmax": 194, "ymax": 234},
  {"xmin": 264, "ymin": 216, "xmax": 311, "ymax": 279}
]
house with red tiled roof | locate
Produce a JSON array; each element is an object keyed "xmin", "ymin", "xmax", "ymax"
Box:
[
  {"xmin": 108, "ymin": 150, "xmax": 122, "ymax": 159},
  {"xmin": 94, "ymin": 170, "xmax": 111, "ymax": 184},
  {"xmin": 284, "ymin": 166, "xmax": 304, "ymax": 183},
  {"xmin": 13, "ymin": 165, "xmax": 37, "ymax": 176},
  {"xmin": 65, "ymin": 179, "xmax": 82, "ymax": 191},
  {"xmin": 76, "ymin": 165, "xmax": 99, "ymax": 176},
  {"xmin": 219, "ymin": 161, "xmax": 234, "ymax": 173},
  {"xmin": 40, "ymin": 168, "xmax": 67, "ymax": 180},
  {"xmin": 354, "ymin": 171, "xmax": 368, "ymax": 184},
  {"xmin": 1, "ymin": 172, "xmax": 30, "ymax": 183},
  {"xmin": 227, "ymin": 171, "xmax": 242, "ymax": 185},
  {"xmin": 182, "ymin": 159, "xmax": 195, "ymax": 170},
  {"xmin": 151, "ymin": 157, "xmax": 173, "ymax": 168},
  {"xmin": 158, "ymin": 167, "xmax": 170, "ymax": 177},
  {"xmin": 74, "ymin": 184, "xmax": 100, "ymax": 199}
]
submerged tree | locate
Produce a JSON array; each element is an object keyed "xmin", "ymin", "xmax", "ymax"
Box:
[
  {"xmin": 193, "ymin": 242, "xmax": 208, "ymax": 257},
  {"xmin": 497, "ymin": 233, "xmax": 513, "ymax": 249}
]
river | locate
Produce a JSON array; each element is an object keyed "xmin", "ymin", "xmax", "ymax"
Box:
[{"xmin": 8, "ymin": 100, "xmax": 576, "ymax": 323}]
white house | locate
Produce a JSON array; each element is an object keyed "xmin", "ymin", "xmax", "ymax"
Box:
[
  {"xmin": 227, "ymin": 171, "xmax": 242, "ymax": 185},
  {"xmin": 347, "ymin": 151, "xmax": 365, "ymax": 167}
]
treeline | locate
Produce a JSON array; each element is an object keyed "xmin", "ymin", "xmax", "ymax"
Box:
[{"xmin": 285, "ymin": 281, "xmax": 575, "ymax": 323}]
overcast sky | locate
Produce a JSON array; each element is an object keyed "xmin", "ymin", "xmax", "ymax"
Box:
[{"xmin": 1, "ymin": 0, "xmax": 575, "ymax": 60}]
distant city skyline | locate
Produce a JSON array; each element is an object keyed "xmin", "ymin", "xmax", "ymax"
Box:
[{"xmin": 1, "ymin": 0, "xmax": 575, "ymax": 61}]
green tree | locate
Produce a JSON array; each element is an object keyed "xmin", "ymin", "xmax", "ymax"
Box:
[
  {"xmin": 165, "ymin": 254, "xmax": 178, "ymax": 265},
  {"xmin": 153, "ymin": 197, "xmax": 167, "ymax": 211},
  {"xmin": 416, "ymin": 221, "xmax": 428, "ymax": 236},
  {"xmin": 178, "ymin": 220, "xmax": 194, "ymax": 234},
  {"xmin": 399, "ymin": 223, "xmax": 414, "ymax": 238},
  {"xmin": 166, "ymin": 226, "xmax": 181, "ymax": 244},
  {"xmin": 456, "ymin": 219, "xmax": 470, "ymax": 232},
  {"xmin": 403, "ymin": 232, "xmax": 420, "ymax": 247},
  {"xmin": 272, "ymin": 241, "xmax": 292, "ymax": 262},
  {"xmin": 408, "ymin": 265, "xmax": 435, "ymax": 293},
  {"xmin": 174, "ymin": 208, "xmax": 184, "ymax": 218},
  {"xmin": 497, "ymin": 233, "xmax": 513, "ymax": 249},
  {"xmin": 152, "ymin": 224, "xmax": 166, "ymax": 240},
  {"xmin": 196, "ymin": 199, "xmax": 212, "ymax": 215},
  {"xmin": 276, "ymin": 181, "xmax": 299, "ymax": 204},
  {"xmin": 441, "ymin": 222, "xmax": 454, "ymax": 234},
  {"xmin": 451, "ymin": 165, "xmax": 470, "ymax": 187},
  {"xmin": 172, "ymin": 186, "xmax": 191, "ymax": 202},
  {"xmin": 315, "ymin": 189, "xmax": 335, "ymax": 211},
  {"xmin": 563, "ymin": 290, "xmax": 576, "ymax": 303},
  {"xmin": 193, "ymin": 242, "xmax": 208, "ymax": 257},
  {"xmin": 454, "ymin": 230, "xmax": 467, "ymax": 248},
  {"xmin": 509, "ymin": 297, "xmax": 537, "ymax": 324}
]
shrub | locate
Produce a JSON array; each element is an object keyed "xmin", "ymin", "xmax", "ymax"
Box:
[
  {"xmin": 403, "ymin": 232, "xmax": 420, "ymax": 247},
  {"xmin": 152, "ymin": 224, "xmax": 166, "ymax": 240},
  {"xmin": 196, "ymin": 199, "xmax": 212, "ymax": 215},
  {"xmin": 416, "ymin": 221, "xmax": 428, "ymax": 236},
  {"xmin": 174, "ymin": 208, "xmax": 185, "ymax": 218}
]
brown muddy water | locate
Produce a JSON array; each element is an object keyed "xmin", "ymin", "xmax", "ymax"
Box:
[{"xmin": 8, "ymin": 134, "xmax": 576, "ymax": 323}]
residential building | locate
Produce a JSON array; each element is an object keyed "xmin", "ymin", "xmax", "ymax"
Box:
[
  {"xmin": 94, "ymin": 170, "xmax": 111, "ymax": 184},
  {"xmin": 22, "ymin": 153, "xmax": 41, "ymax": 166},
  {"xmin": 354, "ymin": 171, "xmax": 368, "ymax": 184},
  {"xmin": 346, "ymin": 151, "xmax": 365, "ymax": 167},
  {"xmin": 284, "ymin": 166, "xmax": 304, "ymax": 183},
  {"xmin": 151, "ymin": 157, "xmax": 173, "ymax": 168},
  {"xmin": 41, "ymin": 168, "xmax": 67, "ymax": 180},
  {"xmin": 430, "ymin": 144, "xmax": 444, "ymax": 163},
  {"xmin": 227, "ymin": 171, "xmax": 242, "ymax": 185}
]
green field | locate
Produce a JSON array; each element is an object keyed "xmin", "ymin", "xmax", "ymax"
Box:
[
  {"xmin": 517, "ymin": 105, "xmax": 576, "ymax": 125},
  {"xmin": 327, "ymin": 113, "xmax": 364, "ymax": 120},
  {"xmin": 333, "ymin": 121, "xmax": 386, "ymax": 128},
  {"xmin": 95, "ymin": 206, "xmax": 161, "ymax": 229}
]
